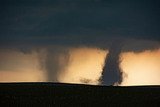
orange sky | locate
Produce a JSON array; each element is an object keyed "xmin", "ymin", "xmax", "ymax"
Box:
[
  {"xmin": 0, "ymin": 48, "xmax": 160, "ymax": 86},
  {"xmin": 0, "ymin": 50, "xmax": 46, "ymax": 82},
  {"xmin": 58, "ymin": 47, "xmax": 108, "ymax": 85},
  {"xmin": 0, "ymin": 47, "xmax": 108, "ymax": 85},
  {"xmin": 119, "ymin": 49, "xmax": 160, "ymax": 86}
]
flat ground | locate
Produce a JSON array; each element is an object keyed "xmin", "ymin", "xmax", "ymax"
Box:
[{"xmin": 0, "ymin": 83, "xmax": 160, "ymax": 106}]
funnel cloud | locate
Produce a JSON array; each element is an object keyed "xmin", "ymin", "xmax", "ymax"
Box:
[{"xmin": 0, "ymin": 47, "xmax": 108, "ymax": 85}]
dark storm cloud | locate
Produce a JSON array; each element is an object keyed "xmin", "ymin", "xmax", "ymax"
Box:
[
  {"xmin": 0, "ymin": 0, "xmax": 160, "ymax": 46},
  {"xmin": 0, "ymin": 0, "xmax": 160, "ymax": 85}
]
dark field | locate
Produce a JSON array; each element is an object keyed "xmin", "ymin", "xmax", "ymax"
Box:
[{"xmin": 0, "ymin": 83, "xmax": 160, "ymax": 106}]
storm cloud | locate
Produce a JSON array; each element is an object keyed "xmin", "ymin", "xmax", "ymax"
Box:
[{"xmin": 0, "ymin": 0, "xmax": 160, "ymax": 85}]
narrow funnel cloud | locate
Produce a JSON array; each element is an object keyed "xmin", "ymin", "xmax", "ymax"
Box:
[
  {"xmin": 119, "ymin": 49, "xmax": 160, "ymax": 86},
  {"xmin": 0, "ymin": 47, "xmax": 108, "ymax": 85},
  {"xmin": 58, "ymin": 47, "xmax": 108, "ymax": 85}
]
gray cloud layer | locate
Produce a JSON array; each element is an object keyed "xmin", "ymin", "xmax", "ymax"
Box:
[{"xmin": 0, "ymin": 0, "xmax": 160, "ymax": 46}]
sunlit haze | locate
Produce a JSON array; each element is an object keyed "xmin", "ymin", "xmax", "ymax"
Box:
[{"xmin": 119, "ymin": 49, "xmax": 160, "ymax": 86}]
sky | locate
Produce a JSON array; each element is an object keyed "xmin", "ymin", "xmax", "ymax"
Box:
[{"xmin": 0, "ymin": 0, "xmax": 160, "ymax": 85}]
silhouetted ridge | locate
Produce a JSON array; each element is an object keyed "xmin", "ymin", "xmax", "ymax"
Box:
[{"xmin": 0, "ymin": 83, "xmax": 160, "ymax": 106}]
